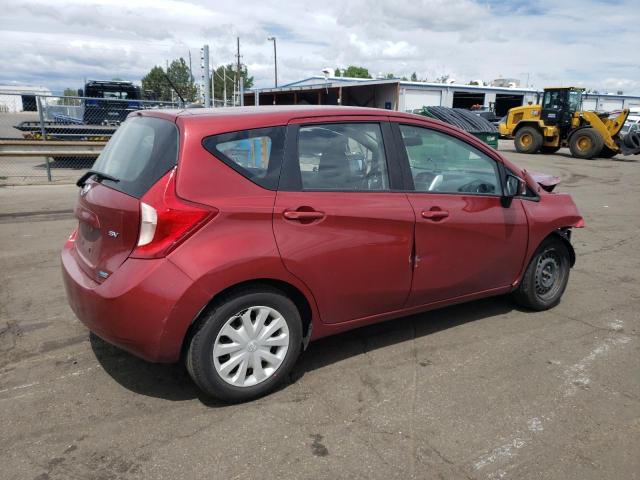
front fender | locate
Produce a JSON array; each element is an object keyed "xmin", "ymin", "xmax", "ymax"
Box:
[{"xmin": 517, "ymin": 193, "xmax": 584, "ymax": 283}]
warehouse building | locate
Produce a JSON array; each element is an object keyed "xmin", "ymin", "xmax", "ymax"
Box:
[
  {"xmin": 244, "ymin": 76, "xmax": 640, "ymax": 115},
  {"xmin": 0, "ymin": 84, "xmax": 52, "ymax": 112}
]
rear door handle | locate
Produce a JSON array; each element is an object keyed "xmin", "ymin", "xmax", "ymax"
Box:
[
  {"xmin": 283, "ymin": 210, "xmax": 325, "ymax": 221},
  {"xmin": 421, "ymin": 210, "xmax": 449, "ymax": 220}
]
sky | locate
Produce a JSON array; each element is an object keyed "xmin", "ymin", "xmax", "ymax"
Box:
[{"xmin": 0, "ymin": 0, "xmax": 638, "ymax": 95}]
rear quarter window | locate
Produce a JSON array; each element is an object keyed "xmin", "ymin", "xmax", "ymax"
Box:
[
  {"xmin": 91, "ymin": 116, "xmax": 178, "ymax": 198},
  {"xmin": 202, "ymin": 126, "xmax": 285, "ymax": 190}
]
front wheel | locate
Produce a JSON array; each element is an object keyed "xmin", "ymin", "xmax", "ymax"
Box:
[
  {"xmin": 569, "ymin": 128, "xmax": 603, "ymax": 159},
  {"xmin": 186, "ymin": 287, "xmax": 302, "ymax": 403},
  {"xmin": 512, "ymin": 238, "xmax": 571, "ymax": 311}
]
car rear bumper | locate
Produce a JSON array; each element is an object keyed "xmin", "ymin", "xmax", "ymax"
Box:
[{"xmin": 61, "ymin": 240, "xmax": 207, "ymax": 363}]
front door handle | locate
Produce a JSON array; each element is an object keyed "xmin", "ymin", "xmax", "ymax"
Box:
[
  {"xmin": 283, "ymin": 210, "xmax": 325, "ymax": 221},
  {"xmin": 421, "ymin": 210, "xmax": 449, "ymax": 220}
]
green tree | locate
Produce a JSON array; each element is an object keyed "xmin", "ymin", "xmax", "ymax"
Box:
[
  {"xmin": 63, "ymin": 88, "xmax": 76, "ymax": 96},
  {"xmin": 334, "ymin": 67, "xmax": 341, "ymax": 77},
  {"xmin": 342, "ymin": 66, "xmax": 372, "ymax": 79},
  {"xmin": 142, "ymin": 66, "xmax": 171, "ymax": 101},
  {"xmin": 142, "ymin": 58, "xmax": 197, "ymax": 102},
  {"xmin": 211, "ymin": 64, "xmax": 254, "ymax": 105},
  {"xmin": 410, "ymin": 72, "xmax": 418, "ymax": 82},
  {"xmin": 384, "ymin": 73, "xmax": 395, "ymax": 79},
  {"xmin": 166, "ymin": 58, "xmax": 197, "ymax": 102}
]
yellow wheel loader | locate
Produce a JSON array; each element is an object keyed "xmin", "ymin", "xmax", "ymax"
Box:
[{"xmin": 499, "ymin": 87, "xmax": 640, "ymax": 159}]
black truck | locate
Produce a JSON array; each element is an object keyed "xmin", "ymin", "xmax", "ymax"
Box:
[{"xmin": 80, "ymin": 80, "xmax": 143, "ymax": 125}]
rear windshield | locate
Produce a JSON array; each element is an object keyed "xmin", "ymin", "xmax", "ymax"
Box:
[{"xmin": 91, "ymin": 116, "xmax": 178, "ymax": 198}]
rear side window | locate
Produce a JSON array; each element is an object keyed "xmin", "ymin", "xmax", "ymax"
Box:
[
  {"xmin": 91, "ymin": 116, "xmax": 178, "ymax": 198},
  {"xmin": 203, "ymin": 126, "xmax": 285, "ymax": 190}
]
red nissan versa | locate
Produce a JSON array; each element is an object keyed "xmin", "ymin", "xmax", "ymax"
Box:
[{"xmin": 61, "ymin": 106, "xmax": 584, "ymax": 402}]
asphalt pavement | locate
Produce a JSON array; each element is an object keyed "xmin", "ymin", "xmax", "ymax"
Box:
[{"xmin": 1, "ymin": 142, "xmax": 638, "ymax": 479}]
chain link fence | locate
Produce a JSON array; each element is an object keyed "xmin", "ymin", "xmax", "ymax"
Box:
[{"xmin": 0, "ymin": 92, "xmax": 179, "ymax": 185}]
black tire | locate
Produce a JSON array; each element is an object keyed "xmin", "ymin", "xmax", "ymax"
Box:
[
  {"xmin": 512, "ymin": 237, "xmax": 571, "ymax": 311},
  {"xmin": 514, "ymin": 126, "xmax": 543, "ymax": 154},
  {"xmin": 599, "ymin": 146, "xmax": 618, "ymax": 158},
  {"xmin": 540, "ymin": 145, "xmax": 561, "ymax": 154},
  {"xmin": 569, "ymin": 128, "xmax": 603, "ymax": 159},
  {"xmin": 186, "ymin": 286, "xmax": 302, "ymax": 403}
]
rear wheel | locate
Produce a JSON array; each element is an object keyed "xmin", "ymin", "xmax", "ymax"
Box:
[
  {"xmin": 515, "ymin": 126, "xmax": 543, "ymax": 154},
  {"xmin": 540, "ymin": 145, "xmax": 561, "ymax": 154},
  {"xmin": 186, "ymin": 287, "xmax": 302, "ymax": 403},
  {"xmin": 569, "ymin": 128, "xmax": 603, "ymax": 159},
  {"xmin": 512, "ymin": 237, "xmax": 571, "ymax": 311}
]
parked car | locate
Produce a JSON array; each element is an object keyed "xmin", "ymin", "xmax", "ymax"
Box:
[{"xmin": 61, "ymin": 106, "xmax": 584, "ymax": 402}]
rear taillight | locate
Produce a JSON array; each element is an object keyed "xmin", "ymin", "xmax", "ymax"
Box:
[{"xmin": 130, "ymin": 169, "xmax": 216, "ymax": 259}]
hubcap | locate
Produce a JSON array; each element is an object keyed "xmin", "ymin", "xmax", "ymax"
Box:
[
  {"xmin": 535, "ymin": 251, "xmax": 561, "ymax": 299},
  {"xmin": 213, "ymin": 306, "xmax": 290, "ymax": 387},
  {"xmin": 577, "ymin": 136, "xmax": 592, "ymax": 151},
  {"xmin": 521, "ymin": 133, "xmax": 532, "ymax": 147}
]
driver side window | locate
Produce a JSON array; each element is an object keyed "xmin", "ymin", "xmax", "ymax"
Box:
[{"xmin": 399, "ymin": 125, "xmax": 502, "ymax": 195}]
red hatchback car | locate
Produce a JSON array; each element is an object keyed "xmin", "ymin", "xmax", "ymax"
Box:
[{"xmin": 62, "ymin": 106, "xmax": 583, "ymax": 402}]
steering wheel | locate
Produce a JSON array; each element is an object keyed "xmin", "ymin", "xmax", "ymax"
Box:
[{"xmin": 458, "ymin": 179, "xmax": 495, "ymax": 193}]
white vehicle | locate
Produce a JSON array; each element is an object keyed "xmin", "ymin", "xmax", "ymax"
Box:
[{"xmin": 621, "ymin": 114, "xmax": 640, "ymax": 136}]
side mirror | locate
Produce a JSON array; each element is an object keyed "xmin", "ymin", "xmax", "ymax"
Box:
[{"xmin": 502, "ymin": 174, "xmax": 524, "ymax": 207}]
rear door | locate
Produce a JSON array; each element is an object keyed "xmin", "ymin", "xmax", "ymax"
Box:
[
  {"xmin": 273, "ymin": 118, "xmax": 414, "ymax": 324},
  {"xmin": 393, "ymin": 122, "xmax": 528, "ymax": 306},
  {"xmin": 73, "ymin": 115, "xmax": 178, "ymax": 282}
]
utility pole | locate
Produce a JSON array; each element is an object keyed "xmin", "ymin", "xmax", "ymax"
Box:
[
  {"xmin": 268, "ymin": 36, "xmax": 277, "ymax": 87},
  {"xmin": 188, "ymin": 50, "xmax": 193, "ymax": 82},
  {"xmin": 211, "ymin": 63, "xmax": 215, "ymax": 107},
  {"xmin": 236, "ymin": 37, "xmax": 242, "ymax": 106},
  {"xmin": 223, "ymin": 67, "xmax": 227, "ymax": 106},
  {"xmin": 166, "ymin": 59, "xmax": 174, "ymax": 103},
  {"xmin": 201, "ymin": 45, "xmax": 210, "ymax": 107}
]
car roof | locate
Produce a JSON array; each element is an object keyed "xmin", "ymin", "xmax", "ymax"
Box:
[{"xmin": 138, "ymin": 105, "xmax": 428, "ymax": 124}]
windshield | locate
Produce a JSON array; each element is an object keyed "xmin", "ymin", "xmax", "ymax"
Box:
[
  {"xmin": 85, "ymin": 86, "xmax": 140, "ymax": 100},
  {"xmin": 622, "ymin": 120, "xmax": 639, "ymax": 134},
  {"xmin": 91, "ymin": 116, "xmax": 178, "ymax": 197},
  {"xmin": 568, "ymin": 90, "xmax": 582, "ymax": 111}
]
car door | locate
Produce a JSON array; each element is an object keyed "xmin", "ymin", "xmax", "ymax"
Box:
[
  {"xmin": 393, "ymin": 122, "xmax": 528, "ymax": 307},
  {"xmin": 273, "ymin": 118, "xmax": 414, "ymax": 324}
]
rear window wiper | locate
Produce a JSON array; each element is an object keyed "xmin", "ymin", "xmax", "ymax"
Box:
[{"xmin": 76, "ymin": 170, "xmax": 120, "ymax": 188}]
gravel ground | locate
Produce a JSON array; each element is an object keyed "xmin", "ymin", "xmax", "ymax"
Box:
[{"xmin": 0, "ymin": 142, "xmax": 639, "ymax": 479}]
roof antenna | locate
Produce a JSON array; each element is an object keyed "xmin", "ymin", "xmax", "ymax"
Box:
[{"xmin": 162, "ymin": 71, "xmax": 186, "ymax": 105}]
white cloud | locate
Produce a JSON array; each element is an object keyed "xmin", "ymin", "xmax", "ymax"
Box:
[{"xmin": 0, "ymin": 0, "xmax": 638, "ymax": 94}]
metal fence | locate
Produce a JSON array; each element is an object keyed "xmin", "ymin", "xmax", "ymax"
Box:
[{"xmin": 0, "ymin": 92, "xmax": 180, "ymax": 185}]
